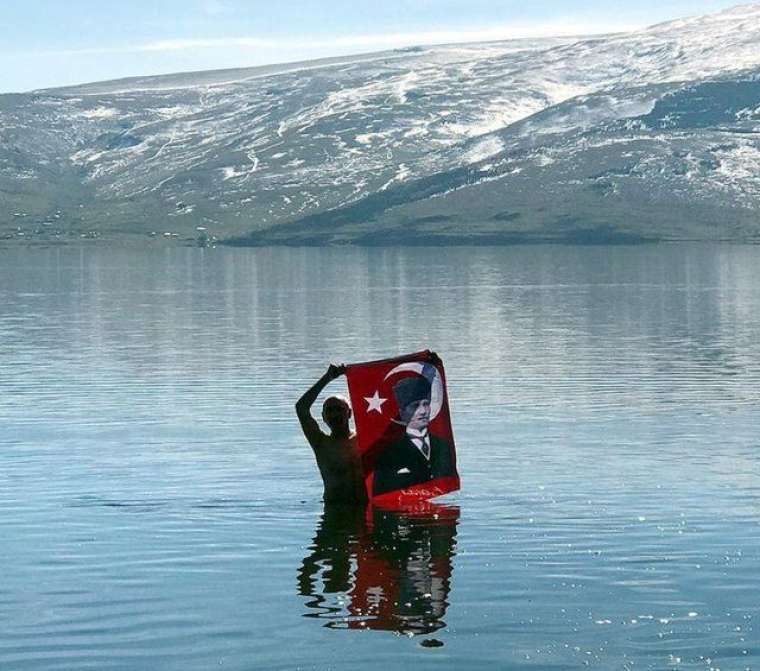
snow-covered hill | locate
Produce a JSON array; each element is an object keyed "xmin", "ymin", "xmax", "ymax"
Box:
[{"xmin": 1, "ymin": 4, "xmax": 759, "ymax": 244}]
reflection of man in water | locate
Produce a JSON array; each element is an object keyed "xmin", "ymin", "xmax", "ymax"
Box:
[
  {"xmin": 296, "ymin": 364, "xmax": 368, "ymax": 504},
  {"xmin": 372, "ymin": 373, "xmax": 455, "ymax": 497},
  {"xmin": 298, "ymin": 503, "xmax": 459, "ymax": 635},
  {"xmin": 297, "ymin": 504, "xmax": 367, "ymax": 606}
]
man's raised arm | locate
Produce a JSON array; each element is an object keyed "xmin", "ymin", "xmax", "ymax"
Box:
[{"xmin": 295, "ymin": 364, "xmax": 346, "ymax": 442}]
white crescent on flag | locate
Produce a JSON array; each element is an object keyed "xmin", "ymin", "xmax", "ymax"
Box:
[{"xmin": 383, "ymin": 361, "xmax": 444, "ymax": 423}]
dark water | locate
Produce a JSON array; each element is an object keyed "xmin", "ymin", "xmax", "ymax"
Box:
[{"xmin": 1, "ymin": 244, "xmax": 759, "ymax": 670}]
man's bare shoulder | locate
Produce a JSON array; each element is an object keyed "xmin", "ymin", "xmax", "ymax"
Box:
[
  {"xmin": 298, "ymin": 413, "xmax": 327, "ymax": 449},
  {"xmin": 318, "ymin": 432, "xmax": 357, "ymax": 452}
]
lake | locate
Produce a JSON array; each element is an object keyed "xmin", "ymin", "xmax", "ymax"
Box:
[{"xmin": 1, "ymin": 244, "xmax": 759, "ymax": 670}]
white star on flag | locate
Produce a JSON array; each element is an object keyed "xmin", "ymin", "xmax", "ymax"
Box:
[{"xmin": 364, "ymin": 390, "xmax": 387, "ymax": 414}]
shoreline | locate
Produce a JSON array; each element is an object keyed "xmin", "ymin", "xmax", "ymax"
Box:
[{"xmin": 2, "ymin": 236, "xmax": 760, "ymax": 250}]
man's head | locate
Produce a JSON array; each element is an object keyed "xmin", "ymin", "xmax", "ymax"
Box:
[
  {"xmin": 394, "ymin": 376, "xmax": 432, "ymax": 431},
  {"xmin": 322, "ymin": 395, "xmax": 352, "ymax": 434}
]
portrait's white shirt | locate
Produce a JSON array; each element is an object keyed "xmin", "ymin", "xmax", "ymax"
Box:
[{"xmin": 406, "ymin": 427, "xmax": 431, "ymax": 460}]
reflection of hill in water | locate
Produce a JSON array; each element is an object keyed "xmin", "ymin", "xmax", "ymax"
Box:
[
  {"xmin": 298, "ymin": 503, "xmax": 459, "ymax": 636},
  {"xmin": 21, "ymin": 245, "xmax": 756, "ymax": 417}
]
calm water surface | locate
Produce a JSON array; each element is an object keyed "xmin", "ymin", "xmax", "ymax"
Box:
[{"xmin": 1, "ymin": 245, "xmax": 759, "ymax": 670}]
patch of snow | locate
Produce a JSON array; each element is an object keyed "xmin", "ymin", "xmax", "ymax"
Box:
[
  {"xmin": 462, "ymin": 136, "xmax": 505, "ymax": 164},
  {"xmin": 169, "ymin": 204, "xmax": 195, "ymax": 216},
  {"xmin": 70, "ymin": 149, "xmax": 107, "ymax": 164},
  {"xmin": 355, "ymin": 130, "xmax": 396, "ymax": 145},
  {"xmin": 222, "ymin": 167, "xmax": 243, "ymax": 180},
  {"xmin": 395, "ymin": 71, "xmax": 420, "ymax": 104},
  {"xmin": 714, "ymin": 143, "xmax": 760, "ymax": 204},
  {"xmin": 534, "ymin": 153, "xmax": 556, "ymax": 167},
  {"xmin": 441, "ymin": 98, "xmax": 546, "ymax": 138},
  {"xmin": 736, "ymin": 105, "xmax": 760, "ymax": 120},
  {"xmin": 78, "ymin": 107, "xmax": 119, "ymax": 119},
  {"xmin": 144, "ymin": 105, "xmax": 198, "ymax": 119},
  {"xmin": 526, "ymin": 94, "xmax": 657, "ymax": 137},
  {"xmin": 430, "ymin": 166, "xmax": 520, "ymax": 200},
  {"xmin": 379, "ymin": 163, "xmax": 412, "ymax": 191},
  {"xmin": 281, "ymin": 78, "xmax": 395, "ymax": 134}
]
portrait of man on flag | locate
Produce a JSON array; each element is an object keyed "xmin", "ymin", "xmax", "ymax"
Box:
[{"xmin": 346, "ymin": 350, "xmax": 460, "ymax": 506}]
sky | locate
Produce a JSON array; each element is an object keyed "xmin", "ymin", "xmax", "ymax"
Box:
[{"xmin": 0, "ymin": 0, "xmax": 750, "ymax": 93}]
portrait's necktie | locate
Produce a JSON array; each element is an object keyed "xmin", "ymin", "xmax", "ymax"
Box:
[{"xmin": 418, "ymin": 432, "xmax": 431, "ymax": 460}]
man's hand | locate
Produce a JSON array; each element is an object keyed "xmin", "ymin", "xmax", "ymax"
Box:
[
  {"xmin": 296, "ymin": 363, "xmax": 347, "ymax": 430},
  {"xmin": 326, "ymin": 363, "xmax": 346, "ymax": 380}
]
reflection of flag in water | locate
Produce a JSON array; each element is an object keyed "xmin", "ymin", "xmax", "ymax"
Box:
[
  {"xmin": 348, "ymin": 504, "xmax": 459, "ymax": 634},
  {"xmin": 298, "ymin": 502, "xmax": 460, "ymax": 636},
  {"xmin": 346, "ymin": 350, "xmax": 460, "ymax": 506}
]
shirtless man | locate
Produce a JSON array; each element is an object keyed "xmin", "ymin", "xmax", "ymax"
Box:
[{"xmin": 296, "ymin": 364, "xmax": 368, "ymax": 504}]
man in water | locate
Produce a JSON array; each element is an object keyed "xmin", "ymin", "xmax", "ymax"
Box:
[
  {"xmin": 372, "ymin": 372, "xmax": 456, "ymax": 497},
  {"xmin": 296, "ymin": 364, "xmax": 368, "ymax": 504}
]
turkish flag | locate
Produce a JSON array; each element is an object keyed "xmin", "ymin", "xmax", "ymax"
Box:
[{"xmin": 346, "ymin": 350, "xmax": 460, "ymax": 506}]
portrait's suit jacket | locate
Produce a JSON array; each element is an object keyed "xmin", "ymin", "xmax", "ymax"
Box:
[{"xmin": 372, "ymin": 434, "xmax": 455, "ymax": 496}]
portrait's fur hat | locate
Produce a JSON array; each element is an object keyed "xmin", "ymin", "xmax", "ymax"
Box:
[{"xmin": 393, "ymin": 375, "xmax": 432, "ymax": 411}]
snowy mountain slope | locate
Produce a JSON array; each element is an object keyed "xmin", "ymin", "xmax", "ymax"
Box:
[
  {"xmin": 1, "ymin": 4, "xmax": 759, "ymax": 244},
  {"xmin": 238, "ymin": 71, "xmax": 760, "ymax": 245}
]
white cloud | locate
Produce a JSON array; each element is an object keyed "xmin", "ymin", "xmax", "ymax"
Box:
[
  {"xmin": 200, "ymin": 0, "xmax": 232, "ymax": 15},
  {"xmin": 136, "ymin": 38, "xmax": 273, "ymax": 52},
  {"xmin": 26, "ymin": 20, "xmax": 643, "ymax": 57}
]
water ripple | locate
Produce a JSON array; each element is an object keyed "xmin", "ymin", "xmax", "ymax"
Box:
[{"xmin": 1, "ymin": 245, "xmax": 760, "ymax": 670}]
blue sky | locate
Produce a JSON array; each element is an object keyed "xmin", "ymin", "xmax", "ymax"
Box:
[{"xmin": 0, "ymin": 0, "xmax": 748, "ymax": 92}]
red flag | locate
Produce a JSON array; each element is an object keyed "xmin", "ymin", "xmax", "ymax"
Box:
[{"xmin": 346, "ymin": 350, "xmax": 460, "ymax": 506}]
